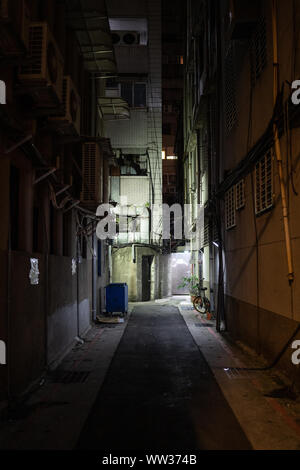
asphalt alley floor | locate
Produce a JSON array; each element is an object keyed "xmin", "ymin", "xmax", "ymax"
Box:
[
  {"xmin": 0, "ymin": 298, "xmax": 300, "ymax": 450},
  {"xmin": 77, "ymin": 303, "xmax": 251, "ymax": 450}
]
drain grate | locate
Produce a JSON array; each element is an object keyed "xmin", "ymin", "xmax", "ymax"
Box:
[
  {"xmin": 223, "ymin": 368, "xmax": 251, "ymax": 380},
  {"xmin": 194, "ymin": 323, "xmax": 213, "ymax": 328},
  {"xmin": 50, "ymin": 370, "xmax": 90, "ymax": 384}
]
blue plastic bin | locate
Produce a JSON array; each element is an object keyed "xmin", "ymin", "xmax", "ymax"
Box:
[{"xmin": 105, "ymin": 283, "xmax": 128, "ymax": 315}]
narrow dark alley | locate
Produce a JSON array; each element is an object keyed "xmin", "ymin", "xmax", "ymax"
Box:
[
  {"xmin": 1, "ymin": 0, "xmax": 300, "ymax": 459},
  {"xmin": 77, "ymin": 304, "xmax": 251, "ymax": 450}
]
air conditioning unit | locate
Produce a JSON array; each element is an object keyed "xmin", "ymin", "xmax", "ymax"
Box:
[
  {"xmin": 18, "ymin": 22, "xmax": 64, "ymax": 110},
  {"xmin": 228, "ymin": 0, "xmax": 260, "ymax": 40},
  {"xmin": 112, "ymin": 31, "xmax": 141, "ymax": 46},
  {"xmin": 0, "ymin": 0, "xmax": 30, "ymax": 57},
  {"xmin": 49, "ymin": 76, "xmax": 81, "ymax": 135},
  {"xmin": 80, "ymin": 142, "xmax": 103, "ymax": 211}
]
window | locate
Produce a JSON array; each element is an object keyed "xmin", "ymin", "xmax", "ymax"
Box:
[
  {"xmin": 168, "ymin": 187, "xmax": 176, "ymax": 194},
  {"xmin": 121, "ymin": 166, "xmax": 137, "ymax": 175},
  {"xmin": 121, "ymin": 82, "xmax": 133, "ymax": 106},
  {"xmin": 236, "ymin": 179, "xmax": 245, "ymax": 210},
  {"xmin": 255, "ymin": 151, "xmax": 273, "ymax": 215},
  {"xmin": 225, "ymin": 186, "xmax": 236, "ymax": 230},
  {"xmin": 134, "ymin": 83, "xmax": 146, "ymax": 107},
  {"xmin": 120, "ymin": 81, "xmax": 147, "ymax": 108},
  {"xmin": 251, "ymin": 17, "xmax": 267, "ymax": 87}
]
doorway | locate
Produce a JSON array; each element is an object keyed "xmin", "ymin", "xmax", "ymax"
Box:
[{"xmin": 142, "ymin": 256, "xmax": 153, "ymax": 301}]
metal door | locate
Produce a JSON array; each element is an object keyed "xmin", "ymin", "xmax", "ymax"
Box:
[{"xmin": 142, "ymin": 256, "xmax": 153, "ymax": 301}]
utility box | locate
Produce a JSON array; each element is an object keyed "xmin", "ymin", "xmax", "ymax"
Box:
[{"xmin": 105, "ymin": 283, "xmax": 128, "ymax": 316}]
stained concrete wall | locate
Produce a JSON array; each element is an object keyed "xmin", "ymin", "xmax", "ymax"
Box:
[
  {"xmin": 47, "ymin": 256, "xmax": 77, "ymax": 366},
  {"xmin": 112, "ymin": 247, "xmax": 138, "ymax": 302},
  {"xmin": 9, "ymin": 252, "xmax": 46, "ymax": 396},
  {"xmin": 218, "ymin": 0, "xmax": 300, "ymax": 385},
  {"xmin": 112, "ymin": 245, "xmax": 162, "ymax": 302}
]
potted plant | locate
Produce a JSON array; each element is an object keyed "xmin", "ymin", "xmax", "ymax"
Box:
[{"xmin": 178, "ymin": 275, "xmax": 201, "ymax": 301}]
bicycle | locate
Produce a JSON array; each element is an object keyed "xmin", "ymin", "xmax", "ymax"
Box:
[{"xmin": 193, "ymin": 287, "xmax": 212, "ymax": 318}]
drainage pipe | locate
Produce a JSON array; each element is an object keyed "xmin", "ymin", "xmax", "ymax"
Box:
[{"xmin": 272, "ymin": 0, "xmax": 294, "ymax": 286}]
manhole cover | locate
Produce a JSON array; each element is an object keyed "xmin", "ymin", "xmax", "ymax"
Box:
[{"xmin": 50, "ymin": 370, "xmax": 90, "ymax": 384}]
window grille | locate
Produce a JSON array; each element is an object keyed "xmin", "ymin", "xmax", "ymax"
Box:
[
  {"xmin": 225, "ymin": 186, "xmax": 236, "ymax": 230},
  {"xmin": 251, "ymin": 17, "xmax": 267, "ymax": 86},
  {"xmin": 203, "ymin": 222, "xmax": 210, "ymax": 247},
  {"xmin": 225, "ymin": 44, "xmax": 237, "ymax": 135},
  {"xmin": 236, "ymin": 179, "xmax": 245, "ymax": 210},
  {"xmin": 255, "ymin": 151, "xmax": 273, "ymax": 215}
]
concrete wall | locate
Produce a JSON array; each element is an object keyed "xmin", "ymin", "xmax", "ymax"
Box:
[
  {"xmin": 219, "ymin": 0, "xmax": 300, "ymax": 384},
  {"xmin": 112, "ymin": 247, "xmax": 138, "ymax": 301},
  {"xmin": 112, "ymin": 245, "xmax": 161, "ymax": 302},
  {"xmin": 0, "ymin": 250, "xmax": 8, "ymax": 401},
  {"xmin": 9, "ymin": 252, "xmax": 46, "ymax": 396},
  {"xmin": 0, "ymin": 0, "xmax": 110, "ymax": 401},
  {"xmin": 114, "ymin": 46, "xmax": 149, "ymax": 74},
  {"xmin": 47, "ymin": 255, "xmax": 92, "ymax": 366}
]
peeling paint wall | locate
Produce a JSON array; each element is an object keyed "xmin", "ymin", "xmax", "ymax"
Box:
[
  {"xmin": 112, "ymin": 246, "xmax": 163, "ymax": 302},
  {"xmin": 112, "ymin": 247, "xmax": 138, "ymax": 301}
]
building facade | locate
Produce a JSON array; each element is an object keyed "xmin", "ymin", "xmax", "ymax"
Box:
[
  {"xmin": 182, "ymin": 0, "xmax": 300, "ymax": 384},
  {"xmin": 104, "ymin": 0, "xmax": 164, "ymax": 302},
  {"xmin": 161, "ymin": 0, "xmax": 185, "ymax": 255},
  {"xmin": 0, "ymin": 0, "xmax": 116, "ymax": 401}
]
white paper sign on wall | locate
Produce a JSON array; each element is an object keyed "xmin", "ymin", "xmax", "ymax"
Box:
[
  {"xmin": 0, "ymin": 80, "xmax": 6, "ymax": 104},
  {"xmin": 29, "ymin": 258, "xmax": 40, "ymax": 285}
]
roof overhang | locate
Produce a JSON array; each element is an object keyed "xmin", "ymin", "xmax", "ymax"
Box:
[
  {"xmin": 97, "ymin": 96, "xmax": 130, "ymax": 120},
  {"xmin": 65, "ymin": 0, "xmax": 117, "ymax": 76}
]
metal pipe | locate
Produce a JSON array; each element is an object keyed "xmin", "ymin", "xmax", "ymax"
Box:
[
  {"xmin": 91, "ymin": 73, "xmax": 98, "ymax": 321},
  {"xmin": 92, "ymin": 225, "xmax": 97, "ymax": 322},
  {"xmin": 272, "ymin": 0, "xmax": 294, "ymax": 285},
  {"xmin": 76, "ymin": 236, "xmax": 80, "ymax": 337}
]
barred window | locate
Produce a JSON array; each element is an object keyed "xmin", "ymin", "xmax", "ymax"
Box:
[
  {"xmin": 255, "ymin": 151, "xmax": 273, "ymax": 215},
  {"xmin": 225, "ymin": 186, "xmax": 236, "ymax": 230},
  {"xmin": 236, "ymin": 179, "xmax": 245, "ymax": 210},
  {"xmin": 251, "ymin": 17, "xmax": 267, "ymax": 86},
  {"xmin": 203, "ymin": 222, "xmax": 210, "ymax": 247},
  {"xmin": 225, "ymin": 44, "xmax": 237, "ymax": 135}
]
